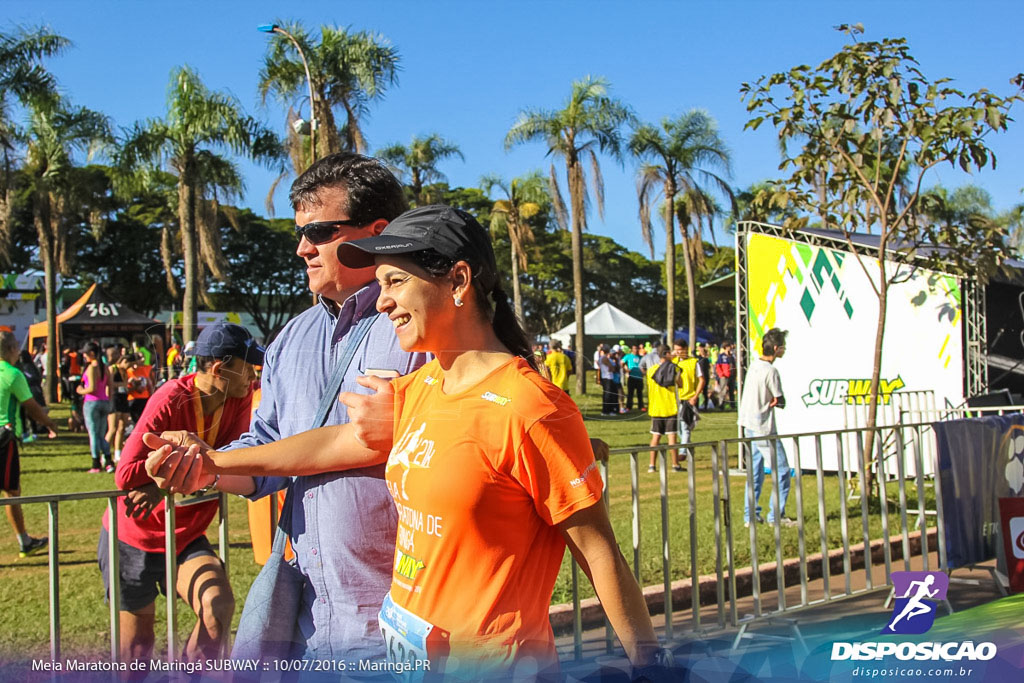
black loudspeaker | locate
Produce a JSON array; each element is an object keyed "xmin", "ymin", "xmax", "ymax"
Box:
[{"xmin": 966, "ymin": 389, "xmax": 1015, "ymax": 408}]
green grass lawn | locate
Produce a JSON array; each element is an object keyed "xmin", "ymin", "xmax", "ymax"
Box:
[{"xmin": 0, "ymin": 388, "xmax": 931, "ymax": 662}]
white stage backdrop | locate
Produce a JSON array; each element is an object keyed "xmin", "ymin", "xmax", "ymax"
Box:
[{"xmin": 744, "ymin": 231, "xmax": 964, "ymax": 473}]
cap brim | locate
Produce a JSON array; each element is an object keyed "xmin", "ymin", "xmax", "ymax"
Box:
[
  {"xmin": 242, "ymin": 345, "xmax": 265, "ymax": 366},
  {"xmin": 337, "ymin": 235, "xmax": 433, "ymax": 269}
]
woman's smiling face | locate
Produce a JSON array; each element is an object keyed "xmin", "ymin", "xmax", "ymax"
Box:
[{"xmin": 374, "ymin": 256, "xmax": 458, "ymax": 353}]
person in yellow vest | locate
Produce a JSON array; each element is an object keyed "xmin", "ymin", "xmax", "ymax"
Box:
[
  {"xmin": 544, "ymin": 339, "xmax": 573, "ymax": 394},
  {"xmin": 646, "ymin": 344, "xmax": 683, "ymax": 472},
  {"xmin": 672, "ymin": 340, "xmax": 704, "ymax": 462}
]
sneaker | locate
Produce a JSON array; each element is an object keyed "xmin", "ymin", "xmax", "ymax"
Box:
[
  {"xmin": 647, "ymin": 465, "xmax": 656, "ymax": 473},
  {"xmin": 104, "ymin": 464, "xmax": 115, "ymax": 473},
  {"xmin": 87, "ymin": 467, "xmax": 102, "ymax": 474},
  {"xmin": 18, "ymin": 536, "xmax": 48, "ymax": 558},
  {"xmin": 672, "ymin": 464, "xmax": 684, "ymax": 473},
  {"xmin": 771, "ymin": 517, "xmax": 799, "ymax": 528}
]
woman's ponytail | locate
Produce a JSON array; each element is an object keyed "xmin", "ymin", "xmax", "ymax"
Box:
[{"xmin": 488, "ymin": 286, "xmax": 537, "ymax": 371}]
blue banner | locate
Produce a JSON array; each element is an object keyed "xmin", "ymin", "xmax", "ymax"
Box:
[{"xmin": 932, "ymin": 413, "xmax": 1024, "ymax": 569}]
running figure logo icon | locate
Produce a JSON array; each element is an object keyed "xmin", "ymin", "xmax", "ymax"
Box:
[{"xmin": 882, "ymin": 571, "xmax": 948, "ymax": 635}]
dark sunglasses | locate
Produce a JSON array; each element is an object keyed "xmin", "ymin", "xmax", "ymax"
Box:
[{"xmin": 295, "ymin": 219, "xmax": 364, "ymax": 245}]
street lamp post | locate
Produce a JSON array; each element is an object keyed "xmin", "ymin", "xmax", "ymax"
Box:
[{"xmin": 258, "ymin": 23, "xmax": 317, "ymax": 166}]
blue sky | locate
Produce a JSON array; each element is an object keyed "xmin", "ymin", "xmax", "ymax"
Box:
[{"xmin": 11, "ymin": 1, "xmax": 1024, "ymax": 259}]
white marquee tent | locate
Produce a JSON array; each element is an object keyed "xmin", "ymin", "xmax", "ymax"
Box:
[{"xmin": 550, "ymin": 302, "xmax": 660, "ymax": 349}]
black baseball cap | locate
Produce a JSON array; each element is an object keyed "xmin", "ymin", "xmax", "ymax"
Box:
[
  {"xmin": 337, "ymin": 205, "xmax": 499, "ymax": 293},
  {"xmin": 186, "ymin": 322, "xmax": 265, "ymax": 366}
]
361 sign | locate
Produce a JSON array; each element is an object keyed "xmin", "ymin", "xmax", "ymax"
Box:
[{"xmin": 85, "ymin": 303, "xmax": 120, "ymax": 317}]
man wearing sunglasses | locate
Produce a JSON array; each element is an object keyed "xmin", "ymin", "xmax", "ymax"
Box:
[{"xmin": 147, "ymin": 153, "xmax": 429, "ymax": 662}]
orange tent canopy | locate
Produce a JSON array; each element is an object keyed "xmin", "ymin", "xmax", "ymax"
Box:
[{"xmin": 28, "ymin": 284, "xmax": 159, "ymax": 349}]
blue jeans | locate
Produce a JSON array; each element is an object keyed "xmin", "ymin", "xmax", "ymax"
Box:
[
  {"xmin": 743, "ymin": 429, "xmax": 791, "ymax": 523},
  {"xmin": 82, "ymin": 400, "xmax": 111, "ymax": 467}
]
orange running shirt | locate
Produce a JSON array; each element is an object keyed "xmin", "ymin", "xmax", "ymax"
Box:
[
  {"xmin": 126, "ymin": 364, "xmax": 152, "ymax": 400},
  {"xmin": 385, "ymin": 356, "xmax": 603, "ymax": 672}
]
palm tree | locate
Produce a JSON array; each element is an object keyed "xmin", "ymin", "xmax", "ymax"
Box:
[
  {"xmin": 258, "ymin": 21, "xmax": 400, "ymax": 161},
  {"xmin": 481, "ymin": 171, "xmax": 549, "ymax": 320},
  {"xmin": 377, "ymin": 134, "xmax": 463, "ymax": 206},
  {"xmin": 118, "ymin": 66, "xmax": 280, "ymax": 344},
  {"xmin": 630, "ymin": 110, "xmax": 733, "ymax": 349},
  {"xmin": 505, "ymin": 76, "xmax": 633, "ymax": 393},
  {"xmin": 0, "ymin": 26, "xmax": 69, "ymax": 265},
  {"xmin": 24, "ymin": 101, "xmax": 113, "ymax": 401}
]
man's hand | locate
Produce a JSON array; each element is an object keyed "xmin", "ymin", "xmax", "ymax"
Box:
[
  {"xmin": 590, "ymin": 438, "xmax": 610, "ymax": 463},
  {"xmin": 339, "ymin": 375, "xmax": 396, "ymax": 453},
  {"xmin": 159, "ymin": 430, "xmax": 211, "ymax": 450},
  {"xmin": 689, "ymin": 397, "xmax": 698, "ymax": 407},
  {"xmin": 142, "ymin": 432, "xmax": 214, "ymax": 495},
  {"xmin": 124, "ymin": 483, "xmax": 163, "ymax": 520}
]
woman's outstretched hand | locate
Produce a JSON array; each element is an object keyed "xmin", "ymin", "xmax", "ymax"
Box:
[{"xmin": 340, "ymin": 374, "xmax": 396, "ymax": 453}]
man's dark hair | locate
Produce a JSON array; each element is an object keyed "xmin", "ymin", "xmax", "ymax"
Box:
[
  {"xmin": 673, "ymin": 338, "xmax": 688, "ymax": 349},
  {"xmin": 195, "ymin": 355, "xmax": 240, "ymax": 373},
  {"xmin": 762, "ymin": 328, "xmax": 789, "ymax": 357},
  {"xmin": 656, "ymin": 344, "xmax": 669, "ymax": 356},
  {"xmin": 289, "ymin": 153, "xmax": 408, "ymax": 224},
  {"xmin": 551, "ymin": 339, "xmax": 562, "ymax": 350}
]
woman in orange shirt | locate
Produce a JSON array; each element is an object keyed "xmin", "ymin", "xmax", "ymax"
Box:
[{"xmin": 147, "ymin": 207, "xmax": 666, "ymax": 678}]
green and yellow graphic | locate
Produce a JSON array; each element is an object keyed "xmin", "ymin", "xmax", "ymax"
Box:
[
  {"xmin": 747, "ymin": 233, "xmax": 854, "ymax": 353},
  {"xmin": 394, "ymin": 549, "xmax": 426, "ymax": 581}
]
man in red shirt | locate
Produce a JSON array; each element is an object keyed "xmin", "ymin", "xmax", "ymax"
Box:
[{"xmin": 98, "ymin": 322, "xmax": 262, "ymax": 664}]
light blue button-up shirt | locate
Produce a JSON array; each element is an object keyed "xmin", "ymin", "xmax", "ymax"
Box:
[{"xmin": 223, "ymin": 282, "xmax": 428, "ymax": 659}]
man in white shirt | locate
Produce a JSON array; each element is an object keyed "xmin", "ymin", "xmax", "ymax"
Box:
[{"xmin": 738, "ymin": 328, "xmax": 793, "ymax": 527}]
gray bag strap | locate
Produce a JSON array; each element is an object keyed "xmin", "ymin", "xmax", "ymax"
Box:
[
  {"xmin": 311, "ymin": 312, "xmax": 379, "ymax": 430},
  {"xmin": 272, "ymin": 311, "xmax": 380, "ymax": 546}
]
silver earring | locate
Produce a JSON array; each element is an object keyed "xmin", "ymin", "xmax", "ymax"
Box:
[{"xmin": 454, "ymin": 295, "xmax": 464, "ymax": 307}]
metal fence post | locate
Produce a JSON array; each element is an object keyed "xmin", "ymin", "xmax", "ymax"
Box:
[
  {"xmin": 47, "ymin": 501, "xmax": 60, "ymax": 662},
  {"xmin": 107, "ymin": 498, "xmax": 121, "ymax": 662},
  {"xmin": 164, "ymin": 494, "xmax": 178, "ymax": 662},
  {"xmin": 659, "ymin": 448, "xmax": 672, "ymax": 641}
]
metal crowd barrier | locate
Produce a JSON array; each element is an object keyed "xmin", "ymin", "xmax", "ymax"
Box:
[
  {"xmin": 562, "ymin": 412, "xmax": 1024, "ymax": 658},
  {"xmin": 0, "ymin": 489, "xmax": 228, "ymax": 662}
]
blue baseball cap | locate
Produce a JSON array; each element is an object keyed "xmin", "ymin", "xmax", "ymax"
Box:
[{"xmin": 185, "ymin": 322, "xmax": 264, "ymax": 366}]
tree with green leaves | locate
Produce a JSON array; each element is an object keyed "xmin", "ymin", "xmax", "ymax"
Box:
[
  {"xmin": 1006, "ymin": 191, "xmax": 1024, "ymax": 257},
  {"xmin": 727, "ymin": 180, "xmax": 802, "ymax": 233},
  {"xmin": 377, "ymin": 134, "xmax": 463, "ymax": 206},
  {"xmin": 24, "ymin": 101, "xmax": 113, "ymax": 401},
  {"xmin": 117, "ymin": 66, "xmax": 280, "ymax": 344},
  {"xmin": 216, "ymin": 213, "xmax": 309, "ymax": 342},
  {"xmin": 506, "ymin": 76, "xmax": 633, "ymax": 392},
  {"xmin": 481, "ymin": 171, "xmax": 549, "ymax": 321},
  {"xmin": 0, "ymin": 25, "xmax": 69, "ymax": 266},
  {"xmin": 631, "ymin": 110, "xmax": 733, "ymax": 349},
  {"xmin": 741, "ymin": 25, "xmax": 1023, "ymax": 490},
  {"xmin": 259, "ymin": 21, "xmax": 400, "ymax": 163}
]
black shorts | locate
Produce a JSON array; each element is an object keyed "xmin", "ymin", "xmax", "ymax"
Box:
[
  {"xmin": 97, "ymin": 528, "xmax": 219, "ymax": 612},
  {"xmin": 112, "ymin": 393, "xmax": 130, "ymax": 414},
  {"xmin": 650, "ymin": 416, "xmax": 678, "ymax": 435},
  {"xmin": 0, "ymin": 439, "xmax": 19, "ymax": 491},
  {"xmin": 128, "ymin": 398, "xmax": 148, "ymax": 423}
]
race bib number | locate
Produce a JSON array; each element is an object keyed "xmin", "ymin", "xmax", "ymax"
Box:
[{"xmin": 379, "ymin": 593, "xmax": 449, "ymax": 672}]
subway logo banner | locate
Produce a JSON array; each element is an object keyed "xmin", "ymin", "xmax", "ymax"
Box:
[{"xmin": 744, "ymin": 231, "xmax": 964, "ymax": 472}]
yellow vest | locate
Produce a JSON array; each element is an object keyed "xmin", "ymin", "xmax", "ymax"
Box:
[
  {"xmin": 646, "ymin": 364, "xmax": 678, "ymax": 418},
  {"xmin": 673, "ymin": 357, "xmax": 700, "ymax": 401}
]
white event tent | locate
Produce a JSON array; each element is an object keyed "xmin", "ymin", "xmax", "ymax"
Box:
[{"xmin": 550, "ymin": 302, "xmax": 660, "ymax": 352}]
